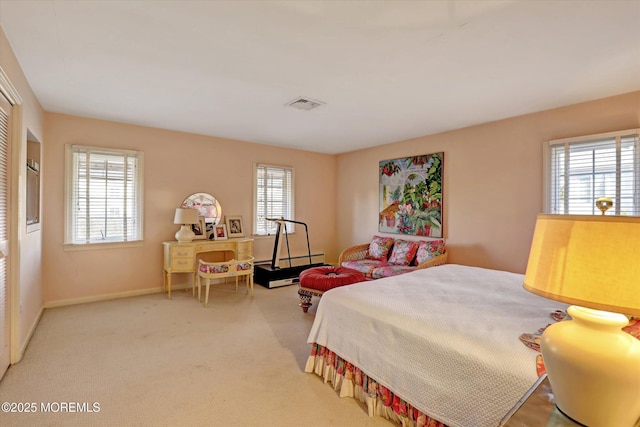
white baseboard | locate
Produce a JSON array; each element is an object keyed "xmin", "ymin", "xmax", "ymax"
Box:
[
  {"xmin": 13, "ymin": 285, "xmax": 189, "ymax": 363},
  {"xmin": 14, "ymin": 305, "xmax": 45, "ymax": 364},
  {"xmin": 43, "ymin": 285, "xmax": 180, "ymax": 309}
]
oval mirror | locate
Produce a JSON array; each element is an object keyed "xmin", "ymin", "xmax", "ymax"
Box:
[{"xmin": 181, "ymin": 193, "xmax": 222, "ymax": 225}]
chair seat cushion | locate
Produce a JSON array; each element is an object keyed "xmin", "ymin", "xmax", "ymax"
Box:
[
  {"xmin": 341, "ymin": 259, "xmax": 385, "ymax": 278},
  {"xmin": 199, "ymin": 263, "xmax": 232, "ymax": 274},
  {"xmin": 370, "ymin": 265, "xmax": 416, "ymax": 279},
  {"xmin": 299, "ymin": 266, "xmax": 365, "ymax": 292},
  {"xmin": 237, "ymin": 261, "xmax": 252, "ymax": 271}
]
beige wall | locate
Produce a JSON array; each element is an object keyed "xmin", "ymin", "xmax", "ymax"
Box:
[
  {"xmin": 42, "ymin": 113, "xmax": 337, "ymax": 303},
  {"xmin": 0, "ymin": 27, "xmax": 46, "ymax": 359},
  {"xmin": 4, "ymin": 20, "xmax": 640, "ymax": 329},
  {"xmin": 336, "ymin": 91, "xmax": 640, "ymax": 274}
]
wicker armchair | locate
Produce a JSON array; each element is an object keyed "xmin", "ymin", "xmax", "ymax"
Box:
[
  {"xmin": 338, "ymin": 242, "xmax": 448, "ymax": 271},
  {"xmin": 338, "ymin": 243, "xmax": 370, "ymax": 265},
  {"xmin": 415, "ymin": 251, "xmax": 448, "ymax": 269}
]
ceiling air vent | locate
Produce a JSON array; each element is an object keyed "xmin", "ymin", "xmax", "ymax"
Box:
[{"xmin": 286, "ymin": 97, "xmax": 325, "ymax": 111}]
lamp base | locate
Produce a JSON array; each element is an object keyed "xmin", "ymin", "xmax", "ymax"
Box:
[
  {"xmin": 175, "ymin": 225, "xmax": 195, "ymax": 243},
  {"xmin": 541, "ymin": 305, "xmax": 640, "ymax": 427}
]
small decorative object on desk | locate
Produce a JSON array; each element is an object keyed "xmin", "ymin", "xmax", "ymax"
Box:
[
  {"xmin": 225, "ymin": 215, "xmax": 244, "ymax": 238},
  {"xmin": 213, "ymin": 223, "xmax": 228, "ymax": 241},
  {"xmin": 192, "ymin": 216, "xmax": 206, "ymax": 240}
]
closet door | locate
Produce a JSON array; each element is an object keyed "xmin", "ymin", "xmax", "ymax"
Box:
[{"xmin": 0, "ymin": 93, "xmax": 11, "ymax": 379}]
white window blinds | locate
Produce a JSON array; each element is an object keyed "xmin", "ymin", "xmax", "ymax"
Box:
[
  {"xmin": 254, "ymin": 164, "xmax": 294, "ymax": 235},
  {"xmin": 547, "ymin": 130, "xmax": 640, "ymax": 215},
  {"xmin": 65, "ymin": 145, "xmax": 143, "ymax": 244}
]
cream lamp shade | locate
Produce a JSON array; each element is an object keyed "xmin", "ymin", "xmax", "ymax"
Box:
[
  {"xmin": 173, "ymin": 208, "xmax": 199, "ymax": 242},
  {"xmin": 523, "ymin": 214, "xmax": 640, "ymax": 427},
  {"xmin": 524, "ymin": 214, "xmax": 640, "ymax": 315}
]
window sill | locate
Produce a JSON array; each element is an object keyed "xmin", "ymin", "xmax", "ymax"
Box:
[{"xmin": 63, "ymin": 240, "xmax": 144, "ymax": 251}]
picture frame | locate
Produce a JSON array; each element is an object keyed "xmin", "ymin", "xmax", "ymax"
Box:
[
  {"xmin": 206, "ymin": 222, "xmax": 215, "ymax": 240},
  {"xmin": 192, "ymin": 216, "xmax": 207, "ymax": 240},
  {"xmin": 213, "ymin": 223, "xmax": 228, "ymax": 241},
  {"xmin": 379, "ymin": 152, "xmax": 443, "ymax": 238},
  {"xmin": 225, "ymin": 215, "xmax": 244, "ymax": 238}
]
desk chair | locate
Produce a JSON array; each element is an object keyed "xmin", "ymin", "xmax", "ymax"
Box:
[{"xmin": 197, "ymin": 257, "xmax": 254, "ymax": 307}]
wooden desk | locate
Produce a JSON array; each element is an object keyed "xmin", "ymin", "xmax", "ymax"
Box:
[{"xmin": 162, "ymin": 238, "xmax": 253, "ymax": 299}]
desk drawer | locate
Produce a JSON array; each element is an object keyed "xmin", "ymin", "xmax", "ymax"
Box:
[
  {"xmin": 171, "ymin": 258, "xmax": 193, "ymax": 271},
  {"xmin": 195, "ymin": 242, "xmax": 233, "ymax": 253},
  {"xmin": 172, "ymin": 246, "xmax": 194, "ymax": 258}
]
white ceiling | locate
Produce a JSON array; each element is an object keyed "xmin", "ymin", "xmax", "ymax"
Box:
[{"xmin": 1, "ymin": 1, "xmax": 639, "ymax": 154}]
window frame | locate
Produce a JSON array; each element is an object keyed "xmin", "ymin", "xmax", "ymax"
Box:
[
  {"xmin": 253, "ymin": 163, "xmax": 295, "ymax": 236},
  {"xmin": 64, "ymin": 144, "xmax": 144, "ymax": 249},
  {"xmin": 543, "ymin": 129, "xmax": 640, "ymax": 216}
]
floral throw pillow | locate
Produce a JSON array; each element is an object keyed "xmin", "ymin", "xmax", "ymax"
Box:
[
  {"xmin": 388, "ymin": 239, "xmax": 419, "ymax": 265},
  {"xmin": 415, "ymin": 239, "xmax": 446, "ymax": 264},
  {"xmin": 365, "ymin": 236, "xmax": 394, "ymax": 261}
]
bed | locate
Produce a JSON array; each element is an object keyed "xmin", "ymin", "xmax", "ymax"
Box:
[{"xmin": 305, "ymin": 264, "xmax": 566, "ymax": 427}]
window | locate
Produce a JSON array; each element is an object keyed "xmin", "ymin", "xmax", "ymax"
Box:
[
  {"xmin": 545, "ymin": 129, "xmax": 640, "ymax": 215},
  {"xmin": 65, "ymin": 145, "xmax": 143, "ymax": 245},
  {"xmin": 254, "ymin": 164, "xmax": 294, "ymax": 235}
]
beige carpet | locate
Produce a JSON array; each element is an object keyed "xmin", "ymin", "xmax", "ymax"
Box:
[{"xmin": 0, "ymin": 283, "xmax": 392, "ymax": 427}]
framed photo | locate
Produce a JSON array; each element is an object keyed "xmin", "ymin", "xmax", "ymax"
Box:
[
  {"xmin": 206, "ymin": 222, "xmax": 215, "ymax": 240},
  {"xmin": 192, "ymin": 216, "xmax": 207, "ymax": 240},
  {"xmin": 213, "ymin": 223, "xmax": 228, "ymax": 241},
  {"xmin": 225, "ymin": 215, "xmax": 244, "ymax": 238},
  {"xmin": 379, "ymin": 152, "xmax": 443, "ymax": 238}
]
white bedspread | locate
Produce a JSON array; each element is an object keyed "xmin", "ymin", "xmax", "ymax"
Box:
[{"xmin": 306, "ymin": 264, "xmax": 566, "ymax": 427}]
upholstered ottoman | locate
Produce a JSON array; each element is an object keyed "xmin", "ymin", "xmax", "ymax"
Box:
[{"xmin": 298, "ymin": 266, "xmax": 366, "ymax": 313}]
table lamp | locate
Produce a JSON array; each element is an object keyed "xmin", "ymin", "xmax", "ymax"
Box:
[
  {"xmin": 173, "ymin": 208, "xmax": 199, "ymax": 242},
  {"xmin": 523, "ymin": 214, "xmax": 640, "ymax": 427}
]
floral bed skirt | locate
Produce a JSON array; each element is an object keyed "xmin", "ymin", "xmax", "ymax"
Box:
[
  {"xmin": 304, "ymin": 343, "xmax": 447, "ymax": 427},
  {"xmin": 306, "ymin": 316, "xmax": 640, "ymax": 427}
]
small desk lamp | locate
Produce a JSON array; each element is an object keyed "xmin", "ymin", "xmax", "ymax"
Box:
[
  {"xmin": 173, "ymin": 208, "xmax": 199, "ymax": 242},
  {"xmin": 523, "ymin": 214, "xmax": 640, "ymax": 427}
]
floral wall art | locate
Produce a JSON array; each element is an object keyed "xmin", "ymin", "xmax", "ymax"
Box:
[{"xmin": 379, "ymin": 153, "xmax": 443, "ymax": 237}]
